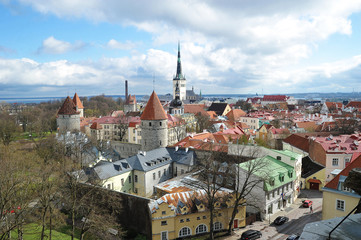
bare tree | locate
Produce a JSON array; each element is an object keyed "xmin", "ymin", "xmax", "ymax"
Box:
[
  {"xmin": 117, "ymin": 115, "xmax": 129, "ymax": 142},
  {"xmin": 195, "ymin": 113, "xmax": 211, "ymax": 133},
  {"xmin": 0, "ymin": 145, "xmax": 35, "ymax": 240},
  {"xmin": 184, "ymin": 151, "xmax": 233, "ymax": 240},
  {"xmin": 227, "ymin": 150, "xmax": 270, "ymax": 234},
  {"xmin": 0, "ymin": 112, "xmax": 20, "ymax": 147}
]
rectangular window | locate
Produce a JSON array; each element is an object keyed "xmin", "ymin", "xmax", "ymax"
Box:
[
  {"xmin": 153, "ymin": 173, "xmax": 156, "ymax": 180},
  {"xmin": 267, "ymin": 193, "xmax": 270, "ymax": 200},
  {"xmin": 162, "ymin": 211, "xmax": 166, "ymax": 215},
  {"xmin": 332, "ymin": 158, "xmax": 339, "ymax": 166},
  {"xmin": 180, "ymin": 219, "xmax": 184, "ymax": 223},
  {"xmin": 272, "ymin": 191, "xmax": 275, "ymax": 198},
  {"xmin": 158, "ymin": 171, "xmax": 161, "ymax": 178},
  {"xmin": 121, "ymin": 179, "xmax": 124, "ymax": 186},
  {"xmin": 336, "ymin": 199, "xmax": 345, "ymax": 211},
  {"xmin": 161, "ymin": 221, "xmax": 167, "ymax": 226},
  {"xmin": 186, "ymin": 218, "xmax": 190, "ymax": 222},
  {"xmin": 161, "ymin": 231, "xmax": 168, "ymax": 240},
  {"xmin": 128, "ymin": 176, "xmax": 131, "ymax": 183},
  {"xmin": 135, "ymin": 175, "xmax": 138, "ymax": 182},
  {"xmin": 164, "ymin": 169, "xmax": 166, "ymax": 176}
]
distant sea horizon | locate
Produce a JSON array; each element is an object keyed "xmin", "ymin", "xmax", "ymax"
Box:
[{"xmin": 1, "ymin": 92, "xmax": 360, "ymax": 104}]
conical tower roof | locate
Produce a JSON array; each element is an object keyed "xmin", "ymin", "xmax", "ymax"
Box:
[
  {"xmin": 73, "ymin": 93, "xmax": 84, "ymax": 109},
  {"xmin": 141, "ymin": 91, "xmax": 167, "ymax": 120},
  {"xmin": 58, "ymin": 96, "xmax": 78, "ymax": 115}
]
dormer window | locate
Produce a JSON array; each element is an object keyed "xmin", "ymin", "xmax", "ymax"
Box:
[
  {"xmin": 269, "ymin": 177, "xmax": 275, "ymax": 186},
  {"xmin": 277, "ymin": 156, "xmax": 281, "ymax": 160}
]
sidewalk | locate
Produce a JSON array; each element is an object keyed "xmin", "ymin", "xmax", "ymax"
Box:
[{"xmin": 221, "ymin": 189, "xmax": 322, "ymax": 239}]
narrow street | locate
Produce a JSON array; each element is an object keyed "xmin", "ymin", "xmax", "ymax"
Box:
[{"xmin": 222, "ymin": 189, "xmax": 323, "ymax": 240}]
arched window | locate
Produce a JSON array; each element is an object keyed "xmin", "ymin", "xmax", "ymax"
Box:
[
  {"xmin": 179, "ymin": 227, "xmax": 191, "ymax": 237},
  {"xmin": 196, "ymin": 224, "xmax": 207, "ymax": 234},
  {"xmin": 214, "ymin": 222, "xmax": 223, "ymax": 231}
]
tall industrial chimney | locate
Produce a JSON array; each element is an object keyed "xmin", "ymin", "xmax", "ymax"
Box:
[{"xmin": 125, "ymin": 80, "xmax": 128, "ymax": 99}]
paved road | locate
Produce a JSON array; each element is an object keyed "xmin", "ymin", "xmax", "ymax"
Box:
[{"xmin": 223, "ymin": 189, "xmax": 323, "ymax": 240}]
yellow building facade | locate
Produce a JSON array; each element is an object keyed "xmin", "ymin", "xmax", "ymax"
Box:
[
  {"xmin": 322, "ymin": 190, "xmax": 360, "ymax": 220},
  {"xmin": 149, "ymin": 191, "xmax": 245, "ymax": 240},
  {"xmin": 305, "ymin": 168, "xmax": 325, "ymax": 191}
]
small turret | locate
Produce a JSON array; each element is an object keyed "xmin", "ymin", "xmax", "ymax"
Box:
[{"xmin": 57, "ymin": 96, "xmax": 80, "ymax": 133}]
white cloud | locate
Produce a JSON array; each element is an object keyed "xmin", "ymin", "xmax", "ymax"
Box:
[
  {"xmin": 3, "ymin": 0, "xmax": 361, "ymax": 95},
  {"xmin": 106, "ymin": 39, "xmax": 137, "ymax": 50},
  {"xmin": 38, "ymin": 36, "xmax": 85, "ymax": 54}
]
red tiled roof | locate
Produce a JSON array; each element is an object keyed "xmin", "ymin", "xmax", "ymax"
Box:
[
  {"xmin": 128, "ymin": 119, "xmax": 140, "ymax": 128},
  {"xmin": 125, "ymin": 94, "xmax": 136, "ymax": 105},
  {"xmin": 140, "ymin": 91, "xmax": 167, "ymax": 120},
  {"xmin": 262, "ymin": 95, "xmax": 288, "ymax": 102},
  {"xmin": 270, "ymin": 128, "xmax": 289, "ymax": 135},
  {"xmin": 72, "ymin": 93, "xmax": 84, "ymax": 109},
  {"xmin": 324, "ymin": 154, "xmax": 361, "ymax": 190},
  {"xmin": 283, "ymin": 134, "xmax": 309, "ymax": 152},
  {"xmin": 346, "ymin": 101, "xmax": 361, "ymax": 109},
  {"xmin": 90, "ymin": 122, "xmax": 102, "ymax": 130},
  {"xmin": 58, "ymin": 96, "xmax": 78, "ymax": 115},
  {"xmin": 325, "ymin": 102, "xmax": 343, "ymax": 110}
]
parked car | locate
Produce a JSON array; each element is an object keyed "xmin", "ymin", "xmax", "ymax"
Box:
[
  {"xmin": 302, "ymin": 200, "xmax": 313, "ymax": 208},
  {"xmin": 239, "ymin": 230, "xmax": 262, "ymax": 240},
  {"xmin": 286, "ymin": 234, "xmax": 300, "ymax": 240},
  {"xmin": 274, "ymin": 216, "xmax": 289, "ymax": 225}
]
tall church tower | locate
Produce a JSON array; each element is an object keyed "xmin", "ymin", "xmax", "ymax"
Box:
[
  {"xmin": 141, "ymin": 91, "xmax": 168, "ymax": 151},
  {"xmin": 173, "ymin": 42, "xmax": 186, "ymax": 101}
]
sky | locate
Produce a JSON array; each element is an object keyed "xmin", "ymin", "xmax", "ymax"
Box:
[{"xmin": 1, "ymin": 0, "xmax": 361, "ymax": 98}]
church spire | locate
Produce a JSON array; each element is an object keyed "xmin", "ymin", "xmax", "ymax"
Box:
[{"xmin": 175, "ymin": 41, "xmax": 185, "ymax": 80}]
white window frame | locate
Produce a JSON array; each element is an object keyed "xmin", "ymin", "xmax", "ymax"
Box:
[
  {"xmin": 336, "ymin": 199, "xmax": 345, "ymax": 211},
  {"xmin": 179, "ymin": 227, "xmax": 191, "ymax": 237},
  {"xmin": 195, "ymin": 224, "xmax": 207, "ymax": 234},
  {"xmin": 332, "ymin": 158, "xmax": 339, "ymax": 166},
  {"xmin": 214, "ymin": 222, "xmax": 223, "ymax": 231},
  {"xmin": 161, "ymin": 231, "xmax": 168, "ymax": 240}
]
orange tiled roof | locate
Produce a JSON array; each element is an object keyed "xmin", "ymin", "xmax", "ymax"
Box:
[
  {"xmin": 58, "ymin": 96, "xmax": 78, "ymax": 115},
  {"xmin": 184, "ymin": 104, "xmax": 208, "ymax": 116},
  {"xmin": 72, "ymin": 93, "xmax": 84, "ymax": 109},
  {"xmin": 226, "ymin": 109, "xmax": 246, "ymax": 121},
  {"xmin": 207, "ymin": 111, "xmax": 218, "ymax": 119},
  {"xmin": 296, "ymin": 121, "xmax": 317, "ymax": 131},
  {"xmin": 140, "ymin": 91, "xmax": 167, "ymax": 120}
]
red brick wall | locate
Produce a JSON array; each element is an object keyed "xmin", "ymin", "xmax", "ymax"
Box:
[{"xmin": 309, "ymin": 140, "xmax": 326, "ymax": 166}]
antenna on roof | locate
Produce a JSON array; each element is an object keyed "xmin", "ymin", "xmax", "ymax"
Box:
[{"xmin": 153, "ymin": 73, "xmax": 155, "ymax": 91}]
